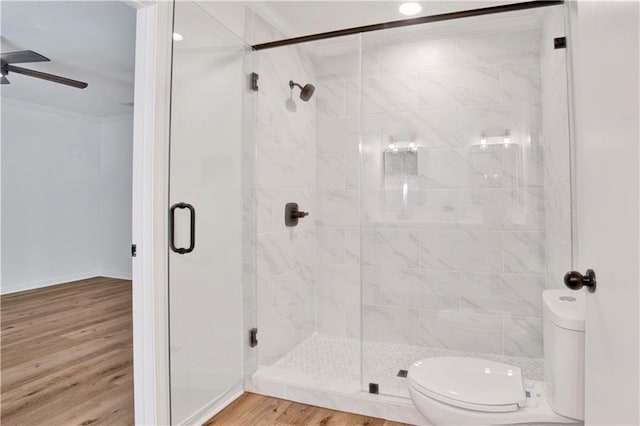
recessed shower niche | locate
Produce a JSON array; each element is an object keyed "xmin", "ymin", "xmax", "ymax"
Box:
[{"xmin": 383, "ymin": 140, "xmax": 419, "ymax": 208}]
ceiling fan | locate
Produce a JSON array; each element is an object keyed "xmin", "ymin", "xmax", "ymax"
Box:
[{"xmin": 1, "ymin": 50, "xmax": 88, "ymax": 89}]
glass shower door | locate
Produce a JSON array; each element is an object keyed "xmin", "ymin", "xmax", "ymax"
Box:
[{"xmin": 168, "ymin": 2, "xmax": 253, "ymax": 423}]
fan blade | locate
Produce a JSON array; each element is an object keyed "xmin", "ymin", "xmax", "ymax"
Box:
[
  {"xmin": 1, "ymin": 75, "xmax": 9, "ymax": 84},
  {"xmin": 1, "ymin": 50, "xmax": 49, "ymax": 65},
  {"xmin": 7, "ymin": 65, "xmax": 87, "ymax": 89}
]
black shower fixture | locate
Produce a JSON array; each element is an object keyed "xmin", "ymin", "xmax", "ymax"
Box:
[{"xmin": 289, "ymin": 80, "xmax": 315, "ymax": 101}]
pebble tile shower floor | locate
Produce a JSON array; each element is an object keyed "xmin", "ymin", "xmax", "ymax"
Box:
[{"xmin": 272, "ymin": 334, "xmax": 544, "ymax": 398}]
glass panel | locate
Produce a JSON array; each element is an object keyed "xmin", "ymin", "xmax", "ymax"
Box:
[
  {"xmin": 359, "ymin": 5, "xmax": 573, "ymax": 398},
  {"xmin": 168, "ymin": 2, "xmax": 253, "ymax": 423},
  {"xmin": 251, "ymin": 31, "xmax": 363, "ymax": 392}
]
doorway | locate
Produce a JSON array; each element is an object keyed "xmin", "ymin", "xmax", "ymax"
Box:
[{"xmin": 0, "ymin": 1, "xmax": 136, "ymax": 423}]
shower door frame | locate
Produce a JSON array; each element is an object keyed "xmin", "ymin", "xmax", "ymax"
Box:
[
  {"xmin": 131, "ymin": 2, "xmax": 258, "ymax": 424},
  {"xmin": 130, "ymin": 1, "xmax": 173, "ymax": 424}
]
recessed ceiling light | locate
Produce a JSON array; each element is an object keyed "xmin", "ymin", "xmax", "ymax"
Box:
[
  {"xmin": 399, "ymin": 2, "xmax": 422, "ymax": 16},
  {"xmin": 173, "ymin": 32, "xmax": 184, "ymax": 41}
]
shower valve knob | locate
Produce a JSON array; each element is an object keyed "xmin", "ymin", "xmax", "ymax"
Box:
[
  {"xmin": 285, "ymin": 203, "xmax": 309, "ymax": 227},
  {"xmin": 564, "ymin": 269, "xmax": 597, "ymax": 293}
]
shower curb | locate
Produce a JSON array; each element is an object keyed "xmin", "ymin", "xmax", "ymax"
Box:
[{"xmin": 244, "ymin": 367, "xmax": 428, "ymax": 425}]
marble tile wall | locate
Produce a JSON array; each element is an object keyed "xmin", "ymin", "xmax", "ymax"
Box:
[
  {"xmin": 253, "ymin": 12, "xmax": 318, "ymax": 366},
  {"xmin": 313, "ymin": 23, "xmax": 570, "ymax": 359},
  {"xmin": 313, "ymin": 38, "xmax": 363, "ymax": 340}
]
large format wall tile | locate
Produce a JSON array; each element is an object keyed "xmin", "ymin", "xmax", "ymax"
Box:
[
  {"xmin": 316, "ymin": 227, "xmax": 346, "ymax": 264},
  {"xmin": 500, "ymin": 60, "xmax": 542, "ymax": 103},
  {"xmin": 419, "ymin": 310, "xmax": 504, "ymax": 353},
  {"xmin": 379, "ymin": 39, "xmax": 457, "ymax": 75},
  {"xmin": 362, "ymin": 228, "xmax": 419, "ymax": 268},
  {"xmin": 362, "ymin": 266, "xmax": 381, "ymax": 305},
  {"xmin": 316, "ymin": 299, "xmax": 348, "ymax": 336},
  {"xmin": 456, "ymin": 29, "xmax": 541, "ymax": 67},
  {"xmin": 316, "ymin": 264, "xmax": 360, "ymax": 304},
  {"xmin": 259, "ymin": 316, "xmax": 298, "ymax": 365},
  {"xmin": 258, "ymin": 266, "xmax": 315, "ymax": 325},
  {"xmin": 503, "ymin": 231, "xmax": 546, "ymax": 274},
  {"xmin": 504, "ymin": 316, "xmax": 543, "ymax": 357},
  {"xmin": 418, "ymin": 67, "xmax": 500, "ymax": 108},
  {"xmin": 317, "ymin": 190, "xmax": 360, "ymax": 227},
  {"xmin": 545, "ymin": 234, "xmax": 572, "ymax": 289},
  {"xmin": 381, "ymin": 109, "xmax": 458, "ymax": 148},
  {"xmin": 361, "ymin": 75, "xmax": 419, "ymax": 114},
  {"xmin": 457, "ymin": 103, "xmax": 542, "ymax": 147},
  {"xmin": 544, "ymin": 182, "xmax": 572, "ymax": 242},
  {"xmin": 417, "ymin": 148, "xmax": 471, "ymax": 188},
  {"xmin": 379, "ymin": 268, "xmax": 460, "ymax": 310},
  {"xmin": 458, "ymin": 187, "xmax": 545, "ymax": 231},
  {"xmin": 344, "ymin": 228, "xmax": 361, "ymax": 264},
  {"xmin": 363, "ymin": 305, "xmax": 420, "ymax": 345},
  {"xmin": 418, "ymin": 230, "xmax": 503, "ymax": 272},
  {"xmin": 361, "ymin": 188, "xmax": 459, "ymax": 227},
  {"xmin": 316, "ymin": 117, "xmax": 359, "ymax": 153},
  {"xmin": 317, "ymin": 153, "xmax": 346, "ymax": 190},
  {"xmin": 257, "ymin": 228, "xmax": 314, "ymax": 280},
  {"xmin": 256, "ymin": 142, "xmax": 315, "ymax": 189},
  {"xmin": 460, "ymin": 272, "xmax": 545, "ymax": 317},
  {"xmin": 317, "ymin": 81, "xmax": 346, "ymax": 118},
  {"xmin": 315, "ymin": 48, "xmax": 361, "ymax": 83}
]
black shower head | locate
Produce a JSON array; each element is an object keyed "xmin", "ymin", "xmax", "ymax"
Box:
[{"xmin": 289, "ymin": 80, "xmax": 315, "ymax": 102}]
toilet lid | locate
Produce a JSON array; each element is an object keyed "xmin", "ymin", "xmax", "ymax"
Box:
[{"xmin": 408, "ymin": 357, "xmax": 526, "ymax": 413}]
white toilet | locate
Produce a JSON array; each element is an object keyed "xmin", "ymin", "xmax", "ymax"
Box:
[{"xmin": 408, "ymin": 289, "xmax": 585, "ymax": 425}]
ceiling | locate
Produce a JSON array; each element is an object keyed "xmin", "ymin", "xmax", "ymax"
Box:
[
  {"xmin": 254, "ymin": 1, "xmax": 517, "ymax": 43},
  {"xmin": 0, "ymin": 1, "xmax": 136, "ymax": 118},
  {"xmin": 0, "ymin": 1, "xmax": 527, "ymax": 117}
]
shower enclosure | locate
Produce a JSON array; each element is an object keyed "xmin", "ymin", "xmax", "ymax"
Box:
[
  {"xmin": 165, "ymin": 1, "xmax": 574, "ymax": 422},
  {"xmin": 251, "ymin": 1, "xmax": 573, "ymax": 400}
]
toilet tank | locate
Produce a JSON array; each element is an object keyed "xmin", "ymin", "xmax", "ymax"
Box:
[{"xmin": 543, "ymin": 289, "xmax": 585, "ymax": 421}]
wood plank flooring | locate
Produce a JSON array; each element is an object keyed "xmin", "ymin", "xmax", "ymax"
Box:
[
  {"xmin": 1, "ymin": 277, "xmax": 134, "ymax": 425},
  {"xmin": 206, "ymin": 393, "xmax": 411, "ymax": 426},
  {"xmin": 1, "ymin": 279, "xmax": 407, "ymax": 425}
]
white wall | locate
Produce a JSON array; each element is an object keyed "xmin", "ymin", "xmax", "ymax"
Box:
[
  {"xmin": 569, "ymin": 1, "xmax": 640, "ymax": 424},
  {"xmin": 100, "ymin": 117, "xmax": 134, "ymax": 278},
  {"xmin": 1, "ymin": 100, "xmax": 133, "ymax": 294}
]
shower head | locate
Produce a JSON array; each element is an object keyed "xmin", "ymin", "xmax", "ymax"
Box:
[{"xmin": 289, "ymin": 80, "xmax": 315, "ymax": 102}]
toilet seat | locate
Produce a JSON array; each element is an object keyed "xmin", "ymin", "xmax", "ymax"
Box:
[{"xmin": 408, "ymin": 357, "xmax": 526, "ymax": 413}]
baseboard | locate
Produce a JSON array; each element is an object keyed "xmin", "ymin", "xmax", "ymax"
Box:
[
  {"xmin": 1, "ymin": 271, "xmax": 102, "ymax": 295},
  {"xmin": 99, "ymin": 270, "xmax": 133, "ymax": 280},
  {"xmin": 1, "ymin": 271, "xmax": 131, "ymax": 295},
  {"xmin": 180, "ymin": 381, "xmax": 244, "ymax": 425}
]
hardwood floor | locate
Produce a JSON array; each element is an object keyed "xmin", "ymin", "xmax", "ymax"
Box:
[
  {"xmin": 1, "ymin": 279, "xmax": 406, "ymax": 425},
  {"xmin": 1, "ymin": 277, "xmax": 133, "ymax": 425},
  {"xmin": 206, "ymin": 393, "xmax": 411, "ymax": 426}
]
